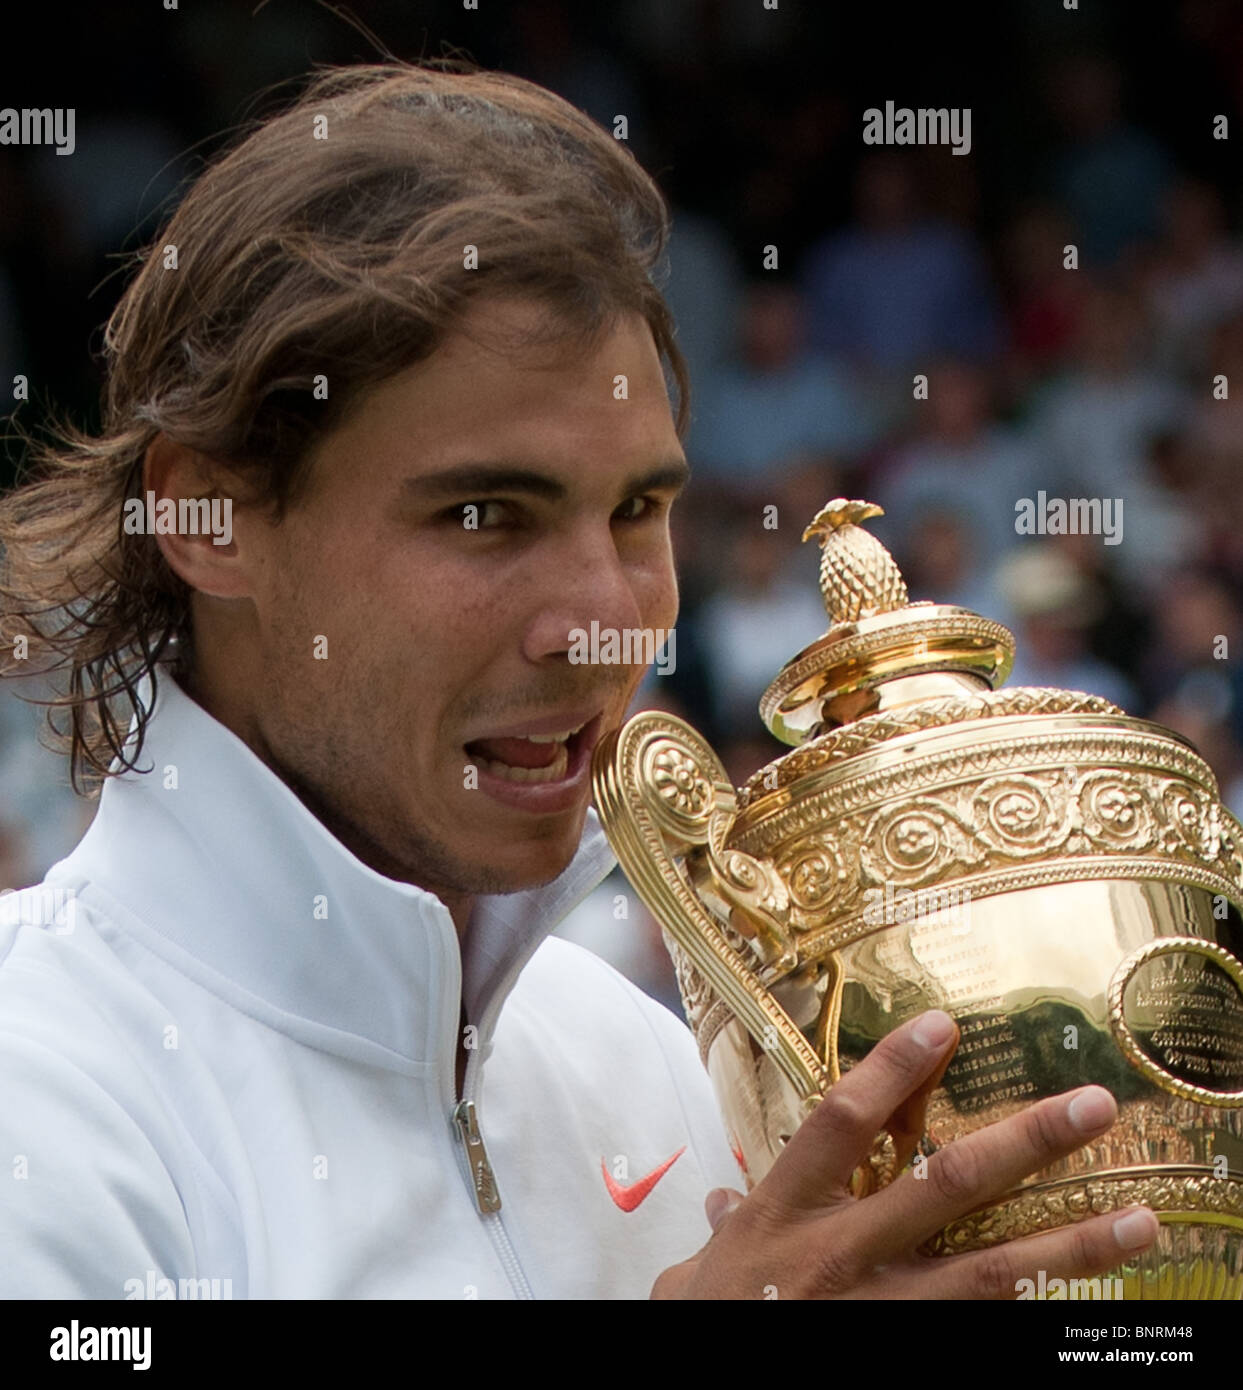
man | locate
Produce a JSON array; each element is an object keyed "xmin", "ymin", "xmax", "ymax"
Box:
[{"xmin": 0, "ymin": 61, "xmax": 1157, "ymax": 1299}]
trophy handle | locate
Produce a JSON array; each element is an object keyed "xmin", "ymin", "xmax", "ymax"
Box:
[{"xmin": 592, "ymin": 710, "xmax": 829, "ymax": 1109}]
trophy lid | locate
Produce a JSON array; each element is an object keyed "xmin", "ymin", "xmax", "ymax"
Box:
[{"xmin": 759, "ymin": 499, "xmax": 1016, "ymax": 746}]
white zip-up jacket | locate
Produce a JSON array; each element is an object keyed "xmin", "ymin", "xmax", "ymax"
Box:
[{"xmin": 0, "ymin": 675, "xmax": 741, "ymax": 1299}]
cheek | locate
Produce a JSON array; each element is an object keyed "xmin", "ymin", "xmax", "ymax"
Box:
[
  {"xmin": 259, "ymin": 543, "xmax": 387, "ymax": 696},
  {"xmin": 253, "ymin": 558, "xmax": 315, "ymax": 661}
]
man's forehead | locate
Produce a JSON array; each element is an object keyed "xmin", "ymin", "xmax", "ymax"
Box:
[
  {"xmin": 431, "ymin": 294, "xmax": 657, "ymax": 371},
  {"xmin": 315, "ymin": 299, "xmax": 680, "ymax": 478},
  {"xmin": 358, "ymin": 298, "xmax": 664, "ymax": 409},
  {"xmin": 293, "ymin": 325, "xmax": 683, "ymax": 515}
]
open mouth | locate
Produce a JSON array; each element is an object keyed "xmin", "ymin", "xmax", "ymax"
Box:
[{"xmin": 464, "ymin": 712, "xmax": 603, "ymax": 786}]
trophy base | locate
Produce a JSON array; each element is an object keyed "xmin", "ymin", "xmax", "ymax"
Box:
[
  {"xmin": 1120, "ymin": 1221, "xmax": 1243, "ymax": 1300},
  {"xmin": 923, "ymin": 1165, "xmax": 1243, "ymax": 1299},
  {"xmin": 1015, "ymin": 1232, "xmax": 1243, "ymax": 1300}
]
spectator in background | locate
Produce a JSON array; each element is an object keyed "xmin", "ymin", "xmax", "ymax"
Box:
[
  {"xmin": 897, "ymin": 508, "xmax": 1004, "ymax": 624},
  {"xmin": 997, "ymin": 546, "xmax": 1138, "ymax": 709},
  {"xmin": 871, "ymin": 358, "xmax": 1040, "ymax": 579},
  {"xmin": 998, "ymin": 202, "xmax": 1087, "ymax": 398},
  {"xmin": 0, "ymin": 819, "xmax": 30, "ymax": 895},
  {"xmin": 1141, "ymin": 178, "xmax": 1243, "ymax": 378},
  {"xmin": 1044, "ymin": 528, "xmax": 1155, "ymax": 701},
  {"xmin": 1138, "ymin": 568, "xmax": 1243, "ymax": 730},
  {"xmin": 1189, "ymin": 451, "xmax": 1243, "ymax": 590},
  {"xmin": 660, "ymin": 208, "xmax": 745, "ymax": 457},
  {"xmin": 1148, "ymin": 683, "xmax": 1243, "ymax": 826},
  {"xmin": 800, "ymin": 152, "xmax": 1002, "ymax": 375},
  {"xmin": 690, "ymin": 280, "xmax": 879, "ymax": 488},
  {"xmin": 1027, "ymin": 281, "xmax": 1186, "ymax": 500},
  {"xmin": 1102, "ymin": 430, "xmax": 1211, "ymax": 605},
  {"xmin": 695, "ymin": 517, "xmax": 830, "ymax": 744},
  {"xmin": 0, "ymin": 675, "xmax": 94, "ymax": 889},
  {"xmin": 1186, "ymin": 311, "xmax": 1243, "ymax": 468},
  {"xmin": 1046, "ymin": 53, "xmax": 1172, "ymax": 270}
]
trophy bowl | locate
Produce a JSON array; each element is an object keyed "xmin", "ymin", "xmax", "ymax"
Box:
[{"xmin": 591, "ymin": 499, "xmax": 1243, "ymax": 1300}]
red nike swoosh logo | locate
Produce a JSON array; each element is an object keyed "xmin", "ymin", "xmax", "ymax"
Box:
[
  {"xmin": 730, "ymin": 1137, "xmax": 750, "ymax": 1180},
  {"xmin": 601, "ymin": 1146, "xmax": 686, "ymax": 1212}
]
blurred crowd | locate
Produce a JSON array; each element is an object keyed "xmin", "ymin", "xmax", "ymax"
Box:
[{"xmin": 1, "ymin": 4, "xmax": 1242, "ymax": 1009}]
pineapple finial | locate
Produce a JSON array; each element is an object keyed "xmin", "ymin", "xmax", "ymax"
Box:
[{"xmin": 802, "ymin": 498, "xmax": 909, "ymax": 624}]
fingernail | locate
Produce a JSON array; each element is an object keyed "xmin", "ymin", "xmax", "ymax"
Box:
[
  {"xmin": 911, "ymin": 1010, "xmax": 956, "ymax": 1049},
  {"xmin": 1113, "ymin": 1206, "xmax": 1158, "ymax": 1250},
  {"xmin": 705, "ymin": 1188, "xmax": 742, "ymax": 1231},
  {"xmin": 1067, "ymin": 1086, "xmax": 1116, "ymax": 1133}
]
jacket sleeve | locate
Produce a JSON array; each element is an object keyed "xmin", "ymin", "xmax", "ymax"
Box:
[
  {"xmin": 0, "ymin": 908, "xmax": 200, "ymax": 1302},
  {"xmin": 0, "ymin": 1026, "xmax": 197, "ymax": 1298}
]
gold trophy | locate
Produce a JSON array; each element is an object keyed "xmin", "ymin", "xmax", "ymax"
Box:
[{"xmin": 591, "ymin": 500, "xmax": 1243, "ymax": 1299}]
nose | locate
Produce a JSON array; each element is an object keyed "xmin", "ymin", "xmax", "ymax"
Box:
[{"xmin": 519, "ymin": 521, "xmax": 651, "ymax": 667}]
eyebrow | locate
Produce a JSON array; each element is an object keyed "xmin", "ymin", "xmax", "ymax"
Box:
[{"xmin": 403, "ymin": 459, "xmax": 692, "ymax": 503}]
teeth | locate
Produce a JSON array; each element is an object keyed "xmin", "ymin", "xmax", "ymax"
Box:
[
  {"xmin": 527, "ymin": 731, "xmax": 574, "ymax": 744},
  {"xmin": 477, "ymin": 744, "xmax": 570, "ymax": 783}
]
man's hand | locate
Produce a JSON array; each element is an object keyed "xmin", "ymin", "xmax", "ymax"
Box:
[{"xmin": 654, "ymin": 1009, "xmax": 1159, "ymax": 1299}]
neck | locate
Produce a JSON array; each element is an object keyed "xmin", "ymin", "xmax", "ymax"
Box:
[
  {"xmin": 444, "ymin": 894, "xmax": 476, "ymax": 938},
  {"xmin": 173, "ymin": 663, "xmax": 478, "ymax": 941}
]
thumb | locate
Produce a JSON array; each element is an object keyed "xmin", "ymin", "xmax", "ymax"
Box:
[
  {"xmin": 705, "ymin": 1186, "xmax": 745, "ymax": 1232},
  {"xmin": 651, "ymin": 1187, "xmax": 748, "ymax": 1297}
]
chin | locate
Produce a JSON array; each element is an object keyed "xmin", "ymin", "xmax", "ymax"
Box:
[{"xmin": 474, "ymin": 835, "xmax": 580, "ymax": 893}]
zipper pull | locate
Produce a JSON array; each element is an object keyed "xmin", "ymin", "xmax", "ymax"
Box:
[{"xmin": 452, "ymin": 1100, "xmax": 502, "ymax": 1213}]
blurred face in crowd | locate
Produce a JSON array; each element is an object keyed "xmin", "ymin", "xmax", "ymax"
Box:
[
  {"xmin": 906, "ymin": 513, "xmax": 974, "ymax": 591},
  {"xmin": 155, "ymin": 297, "xmax": 688, "ymax": 920},
  {"xmin": 926, "ymin": 361, "xmax": 989, "ymax": 440},
  {"xmin": 741, "ymin": 284, "xmax": 806, "ymax": 371},
  {"xmin": 1157, "ymin": 573, "xmax": 1239, "ymax": 663},
  {"xmin": 1163, "ymin": 179, "xmax": 1225, "ymax": 256},
  {"xmin": 855, "ymin": 154, "xmax": 918, "ymax": 229},
  {"xmin": 1075, "ymin": 286, "xmax": 1145, "ymax": 373},
  {"xmin": 1049, "ymin": 54, "xmax": 1121, "ymax": 137}
]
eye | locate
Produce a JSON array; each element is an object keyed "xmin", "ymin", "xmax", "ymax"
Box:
[
  {"xmin": 614, "ymin": 495, "xmax": 665, "ymax": 524},
  {"xmin": 444, "ymin": 500, "xmax": 510, "ymax": 529}
]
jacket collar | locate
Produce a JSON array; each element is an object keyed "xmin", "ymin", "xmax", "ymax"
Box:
[{"xmin": 53, "ymin": 671, "xmax": 618, "ymax": 1066}]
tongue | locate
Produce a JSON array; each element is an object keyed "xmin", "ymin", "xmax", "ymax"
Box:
[{"xmin": 467, "ymin": 736, "xmax": 562, "ymax": 769}]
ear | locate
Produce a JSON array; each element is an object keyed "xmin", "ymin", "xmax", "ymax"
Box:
[{"xmin": 140, "ymin": 435, "xmax": 256, "ymax": 600}]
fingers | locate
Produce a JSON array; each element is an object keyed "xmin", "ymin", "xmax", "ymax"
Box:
[
  {"xmin": 855, "ymin": 1083, "xmax": 1122, "ymax": 1263},
  {"xmin": 756, "ymin": 1010, "xmax": 960, "ymax": 1211},
  {"xmin": 884, "ymin": 1021, "xmax": 959, "ymax": 1174},
  {"xmin": 705, "ymin": 1187, "xmax": 745, "ymax": 1232},
  {"xmin": 651, "ymin": 1188, "xmax": 748, "ymax": 1299},
  {"xmin": 920, "ymin": 1204, "xmax": 1160, "ymax": 1300}
]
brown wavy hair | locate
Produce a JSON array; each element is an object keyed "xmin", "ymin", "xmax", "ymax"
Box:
[{"xmin": 0, "ymin": 60, "xmax": 689, "ymax": 792}]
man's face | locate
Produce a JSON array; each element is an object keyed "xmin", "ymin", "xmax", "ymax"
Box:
[{"xmin": 221, "ymin": 298, "xmax": 686, "ymax": 903}]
